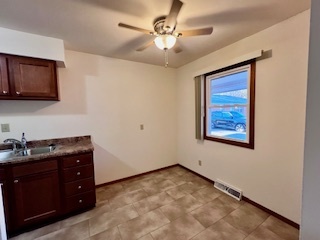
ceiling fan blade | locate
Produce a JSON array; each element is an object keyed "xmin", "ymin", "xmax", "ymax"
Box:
[
  {"xmin": 118, "ymin": 23, "xmax": 154, "ymax": 35},
  {"xmin": 177, "ymin": 27, "xmax": 213, "ymax": 37},
  {"xmin": 173, "ymin": 43, "xmax": 183, "ymax": 53},
  {"xmin": 164, "ymin": 0, "xmax": 183, "ymax": 32},
  {"xmin": 136, "ymin": 40, "xmax": 155, "ymax": 51}
]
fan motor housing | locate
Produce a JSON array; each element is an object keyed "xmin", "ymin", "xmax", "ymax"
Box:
[{"xmin": 153, "ymin": 16, "xmax": 175, "ymax": 34}]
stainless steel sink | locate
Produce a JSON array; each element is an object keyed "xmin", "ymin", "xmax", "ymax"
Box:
[
  {"xmin": 0, "ymin": 145, "xmax": 56, "ymax": 161},
  {"xmin": 17, "ymin": 146, "xmax": 56, "ymax": 157},
  {"xmin": 0, "ymin": 150, "xmax": 16, "ymax": 161}
]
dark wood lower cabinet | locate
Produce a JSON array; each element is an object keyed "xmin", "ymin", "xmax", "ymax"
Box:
[
  {"xmin": 2, "ymin": 151, "xmax": 96, "ymax": 235},
  {"xmin": 61, "ymin": 153, "xmax": 96, "ymax": 215},
  {"xmin": 13, "ymin": 170, "xmax": 60, "ymax": 228}
]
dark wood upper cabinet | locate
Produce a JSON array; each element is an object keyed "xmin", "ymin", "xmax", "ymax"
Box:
[
  {"xmin": 0, "ymin": 53, "xmax": 59, "ymax": 101},
  {"xmin": 0, "ymin": 56, "xmax": 10, "ymax": 97}
]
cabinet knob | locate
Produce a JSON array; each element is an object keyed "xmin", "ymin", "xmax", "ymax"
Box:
[
  {"xmin": 2, "ymin": 90, "xmax": 7, "ymax": 94},
  {"xmin": 14, "ymin": 179, "xmax": 19, "ymax": 183},
  {"xmin": 79, "ymin": 199, "xmax": 83, "ymax": 203},
  {"xmin": 76, "ymin": 160, "xmax": 80, "ymax": 163},
  {"xmin": 77, "ymin": 172, "xmax": 81, "ymax": 176},
  {"xmin": 16, "ymin": 91, "xmax": 21, "ymax": 95},
  {"xmin": 78, "ymin": 185, "xmax": 82, "ymax": 189}
]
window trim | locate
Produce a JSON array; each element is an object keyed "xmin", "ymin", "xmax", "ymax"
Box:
[{"xmin": 203, "ymin": 60, "xmax": 256, "ymax": 149}]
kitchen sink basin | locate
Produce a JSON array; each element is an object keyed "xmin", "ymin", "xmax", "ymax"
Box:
[
  {"xmin": 17, "ymin": 146, "xmax": 56, "ymax": 157},
  {"xmin": 0, "ymin": 150, "xmax": 16, "ymax": 161},
  {"xmin": 0, "ymin": 145, "xmax": 56, "ymax": 161}
]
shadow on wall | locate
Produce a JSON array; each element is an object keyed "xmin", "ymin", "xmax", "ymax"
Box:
[
  {"xmin": 0, "ymin": 100, "xmax": 57, "ymax": 116},
  {"xmin": 93, "ymin": 142, "xmax": 138, "ymax": 185}
]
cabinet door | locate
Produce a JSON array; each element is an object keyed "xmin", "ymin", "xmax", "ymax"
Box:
[
  {"xmin": 10, "ymin": 56, "xmax": 58, "ymax": 100},
  {"xmin": 0, "ymin": 56, "xmax": 10, "ymax": 97},
  {"xmin": 13, "ymin": 171, "xmax": 60, "ymax": 228}
]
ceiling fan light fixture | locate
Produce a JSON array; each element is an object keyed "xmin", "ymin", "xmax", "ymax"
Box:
[{"xmin": 154, "ymin": 35, "xmax": 177, "ymax": 50}]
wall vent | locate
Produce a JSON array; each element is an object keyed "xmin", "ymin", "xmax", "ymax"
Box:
[{"xmin": 214, "ymin": 179, "xmax": 242, "ymax": 201}]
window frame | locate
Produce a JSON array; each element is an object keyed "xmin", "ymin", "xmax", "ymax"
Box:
[{"xmin": 203, "ymin": 60, "xmax": 256, "ymax": 149}]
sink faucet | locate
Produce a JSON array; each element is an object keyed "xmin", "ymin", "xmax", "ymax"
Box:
[
  {"xmin": 4, "ymin": 139, "xmax": 22, "ymax": 151},
  {"xmin": 3, "ymin": 138, "xmax": 27, "ymax": 151},
  {"xmin": 4, "ymin": 133, "xmax": 27, "ymax": 151}
]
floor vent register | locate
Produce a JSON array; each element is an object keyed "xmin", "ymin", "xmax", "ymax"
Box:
[{"xmin": 214, "ymin": 179, "xmax": 242, "ymax": 201}]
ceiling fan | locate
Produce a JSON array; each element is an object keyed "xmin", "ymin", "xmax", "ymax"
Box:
[{"xmin": 118, "ymin": 0, "xmax": 213, "ymax": 66}]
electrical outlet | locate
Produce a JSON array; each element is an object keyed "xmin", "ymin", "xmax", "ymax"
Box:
[
  {"xmin": 1, "ymin": 123, "xmax": 10, "ymax": 132},
  {"xmin": 140, "ymin": 124, "xmax": 144, "ymax": 130},
  {"xmin": 198, "ymin": 160, "xmax": 202, "ymax": 166}
]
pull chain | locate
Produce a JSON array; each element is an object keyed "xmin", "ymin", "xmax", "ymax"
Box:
[{"xmin": 164, "ymin": 49, "xmax": 169, "ymax": 68}]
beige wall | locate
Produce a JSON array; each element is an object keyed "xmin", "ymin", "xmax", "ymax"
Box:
[
  {"xmin": 176, "ymin": 10, "xmax": 310, "ymax": 223},
  {"xmin": 0, "ymin": 50, "xmax": 178, "ymax": 185},
  {"xmin": 0, "ymin": 10, "xmax": 311, "ymax": 225}
]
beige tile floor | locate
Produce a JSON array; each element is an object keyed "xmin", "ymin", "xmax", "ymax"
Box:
[{"xmin": 10, "ymin": 166, "xmax": 299, "ymax": 240}]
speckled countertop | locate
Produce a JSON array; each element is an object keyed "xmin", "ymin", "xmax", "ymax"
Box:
[{"xmin": 0, "ymin": 135, "xmax": 94, "ymax": 165}]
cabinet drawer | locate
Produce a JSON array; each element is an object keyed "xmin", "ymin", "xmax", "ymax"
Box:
[
  {"xmin": 62, "ymin": 153, "xmax": 92, "ymax": 168},
  {"xmin": 64, "ymin": 177, "xmax": 95, "ymax": 197},
  {"xmin": 64, "ymin": 191, "xmax": 96, "ymax": 213},
  {"xmin": 63, "ymin": 164, "xmax": 94, "ymax": 183},
  {"xmin": 13, "ymin": 159, "xmax": 58, "ymax": 178}
]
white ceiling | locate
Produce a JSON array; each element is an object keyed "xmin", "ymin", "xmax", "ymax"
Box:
[{"xmin": 0, "ymin": 0, "xmax": 310, "ymax": 68}]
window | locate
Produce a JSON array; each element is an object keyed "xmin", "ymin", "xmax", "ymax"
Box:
[{"xmin": 204, "ymin": 60, "xmax": 255, "ymax": 148}]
